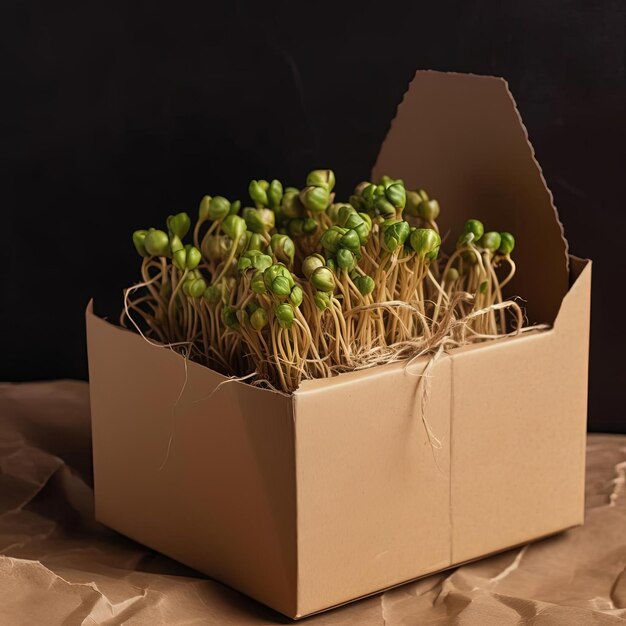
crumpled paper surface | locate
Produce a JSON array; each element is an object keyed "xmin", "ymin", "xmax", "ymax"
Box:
[{"xmin": 1, "ymin": 381, "xmax": 625, "ymax": 625}]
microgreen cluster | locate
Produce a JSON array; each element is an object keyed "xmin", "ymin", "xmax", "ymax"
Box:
[{"xmin": 124, "ymin": 170, "xmax": 520, "ymax": 392}]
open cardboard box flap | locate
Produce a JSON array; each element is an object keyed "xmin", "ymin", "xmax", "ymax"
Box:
[{"xmin": 373, "ymin": 70, "xmax": 569, "ymax": 324}]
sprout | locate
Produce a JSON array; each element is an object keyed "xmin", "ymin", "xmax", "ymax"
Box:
[
  {"xmin": 336, "ymin": 248, "xmax": 356, "ymax": 272},
  {"xmin": 385, "ymin": 182, "xmax": 406, "ymax": 210},
  {"xmin": 289, "ymin": 285, "xmax": 304, "ymax": 307},
  {"xmin": 306, "ymin": 169, "xmax": 335, "ymax": 192},
  {"xmin": 275, "ymin": 303, "xmax": 295, "ymax": 329},
  {"xmin": 404, "ymin": 190, "xmax": 420, "ymax": 217},
  {"xmin": 339, "ymin": 229, "xmax": 361, "ymax": 253},
  {"xmin": 203, "ymin": 284, "xmax": 221, "ymax": 304},
  {"xmin": 222, "ymin": 215, "xmax": 247, "ymax": 240},
  {"xmin": 404, "ymin": 189, "xmax": 432, "ymax": 218},
  {"xmin": 187, "ymin": 277, "xmax": 207, "ymax": 298},
  {"xmin": 173, "ymin": 244, "xmax": 202, "ymax": 270},
  {"xmin": 238, "ymin": 250, "xmax": 272, "ymax": 272},
  {"xmin": 237, "ymin": 231, "xmax": 249, "ymax": 253},
  {"xmin": 250, "ymin": 307, "xmax": 268, "ymax": 331},
  {"xmin": 410, "ymin": 228, "xmax": 441, "ymax": 259},
  {"xmin": 354, "ymin": 181, "xmax": 371, "ymax": 196},
  {"xmin": 203, "ymin": 234, "xmax": 230, "ymax": 260},
  {"xmin": 169, "ymin": 234, "xmax": 184, "ymax": 253},
  {"xmin": 303, "ymin": 217, "xmax": 318, "ymax": 234},
  {"xmin": 325, "ymin": 257, "xmax": 337, "ymax": 272},
  {"xmin": 417, "ymin": 199, "xmax": 440, "ymax": 221},
  {"xmin": 498, "ymin": 232, "xmax": 515, "ymax": 255},
  {"xmin": 267, "ymin": 179, "xmax": 283, "ymax": 209},
  {"xmin": 263, "ymin": 264, "xmax": 295, "ymax": 293},
  {"xmin": 445, "ymin": 268, "xmax": 460, "ymax": 283},
  {"xmin": 144, "ymin": 229, "xmax": 169, "ymax": 256},
  {"xmin": 321, "ymin": 226, "xmax": 345, "ymax": 253},
  {"xmin": 460, "ymin": 249, "xmax": 479, "ymax": 265},
  {"xmin": 208, "ymin": 196, "xmax": 231, "ymax": 220},
  {"xmin": 249, "ymin": 180, "xmax": 269, "ymax": 206},
  {"xmin": 253, "ymin": 253, "xmax": 273, "ymax": 271},
  {"xmin": 480, "ymin": 231, "xmax": 502, "ymax": 253},
  {"xmin": 355, "ymin": 222, "xmax": 371, "ymax": 244},
  {"xmin": 379, "ymin": 174, "xmax": 404, "ymax": 188},
  {"xmin": 221, "ymin": 305, "xmax": 239, "ymax": 329},
  {"xmin": 348, "ymin": 194, "xmax": 363, "ymax": 211},
  {"xmin": 310, "ymin": 266, "xmax": 335, "ymax": 292},
  {"xmin": 325, "ymin": 203, "xmax": 340, "ymax": 223},
  {"xmin": 228, "ymin": 200, "xmax": 241, "ymax": 215},
  {"xmin": 348, "ymin": 181, "xmax": 372, "ymax": 212},
  {"xmin": 337, "ymin": 206, "xmax": 371, "ymax": 243},
  {"xmin": 358, "ymin": 211, "xmax": 372, "ymax": 229},
  {"xmin": 373, "ymin": 196, "xmax": 396, "ymax": 219},
  {"xmin": 464, "ymin": 219, "xmax": 484, "ymax": 240},
  {"xmin": 236, "ymin": 309, "xmax": 249, "ymax": 327},
  {"xmin": 302, "ymin": 253, "xmax": 325, "ymax": 279},
  {"xmin": 243, "ymin": 207, "xmax": 275, "ymax": 234},
  {"xmin": 355, "ymin": 275, "xmax": 375, "ymax": 295},
  {"xmin": 383, "ymin": 220, "xmax": 410, "ymax": 251},
  {"xmin": 360, "ymin": 183, "xmax": 376, "ymax": 210},
  {"xmin": 314, "ymin": 291, "xmax": 331, "ymax": 311},
  {"xmin": 281, "ymin": 187, "xmax": 304, "ymax": 218},
  {"xmin": 297, "ymin": 216, "xmax": 321, "ymax": 237},
  {"xmin": 167, "ymin": 212, "xmax": 191, "ymax": 239},
  {"xmin": 343, "ymin": 211, "xmax": 365, "ymax": 230},
  {"xmin": 245, "ymin": 232, "xmax": 263, "ymax": 252},
  {"xmin": 271, "ymin": 275, "xmax": 292, "ymax": 296},
  {"xmin": 286, "ymin": 218, "xmax": 304, "ymax": 237},
  {"xmin": 270, "ymin": 234, "xmax": 295, "ymax": 265},
  {"xmin": 300, "ymin": 185, "xmax": 331, "ymax": 213},
  {"xmin": 337, "ymin": 204, "xmax": 356, "ymax": 227},
  {"xmin": 198, "ymin": 195, "xmax": 212, "ymax": 221},
  {"xmin": 251, "ymin": 270, "xmax": 266, "ymax": 294},
  {"xmin": 132, "ymin": 230, "xmax": 148, "ymax": 257}
]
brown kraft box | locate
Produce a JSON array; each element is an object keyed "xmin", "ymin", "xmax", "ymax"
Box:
[{"xmin": 86, "ymin": 70, "xmax": 591, "ymax": 619}]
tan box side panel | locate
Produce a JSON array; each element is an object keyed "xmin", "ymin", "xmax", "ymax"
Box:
[
  {"xmin": 450, "ymin": 262, "xmax": 591, "ymax": 563},
  {"xmin": 294, "ymin": 358, "xmax": 453, "ymax": 617},
  {"xmin": 86, "ymin": 309, "xmax": 298, "ymax": 617}
]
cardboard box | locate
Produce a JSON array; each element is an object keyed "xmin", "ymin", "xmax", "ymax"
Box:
[{"xmin": 86, "ymin": 71, "xmax": 591, "ymax": 619}]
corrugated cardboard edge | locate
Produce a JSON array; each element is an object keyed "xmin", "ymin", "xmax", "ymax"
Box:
[
  {"xmin": 373, "ymin": 69, "xmax": 569, "ymax": 263},
  {"xmin": 501, "ymin": 75, "xmax": 570, "ymax": 268},
  {"xmin": 372, "ymin": 70, "xmax": 569, "ymax": 325}
]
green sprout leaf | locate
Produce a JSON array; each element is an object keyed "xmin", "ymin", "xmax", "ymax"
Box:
[
  {"xmin": 306, "ymin": 169, "xmax": 335, "ymax": 192},
  {"xmin": 498, "ymin": 232, "xmax": 515, "ymax": 255},
  {"xmin": 310, "ymin": 266, "xmax": 335, "ymax": 292},
  {"xmin": 480, "ymin": 231, "xmax": 502, "ymax": 253},
  {"xmin": 132, "ymin": 230, "xmax": 148, "ymax": 257},
  {"xmin": 167, "ymin": 212, "xmax": 191, "ymax": 239},
  {"xmin": 300, "ymin": 185, "xmax": 330, "ymax": 213},
  {"xmin": 144, "ymin": 229, "xmax": 169, "ymax": 256}
]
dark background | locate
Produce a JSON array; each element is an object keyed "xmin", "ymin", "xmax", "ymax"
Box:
[{"xmin": 2, "ymin": 1, "xmax": 624, "ymax": 431}]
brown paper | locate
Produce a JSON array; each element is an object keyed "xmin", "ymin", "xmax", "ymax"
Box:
[{"xmin": 1, "ymin": 381, "xmax": 624, "ymax": 624}]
